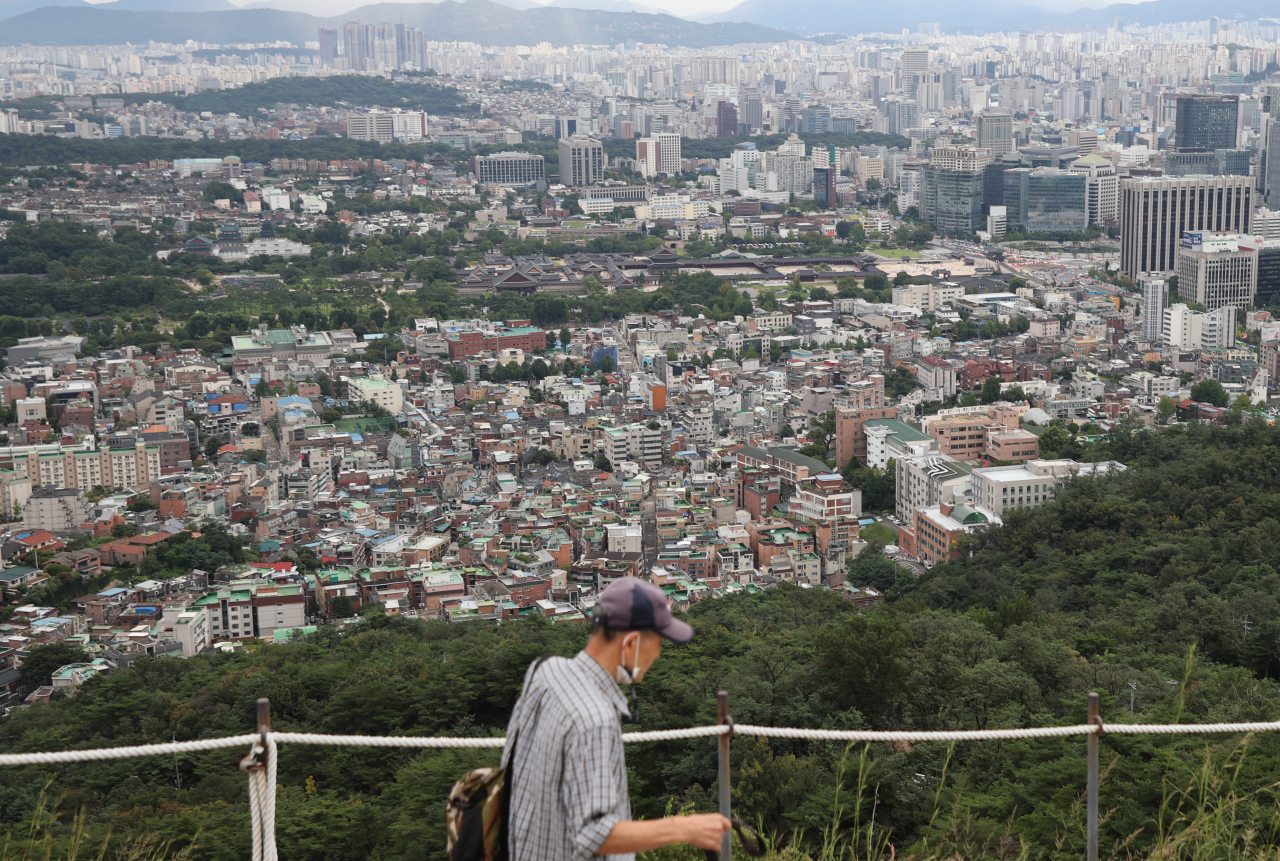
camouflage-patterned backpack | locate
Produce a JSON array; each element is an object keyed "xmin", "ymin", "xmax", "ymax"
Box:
[{"xmin": 446, "ymin": 657, "xmax": 550, "ymax": 861}]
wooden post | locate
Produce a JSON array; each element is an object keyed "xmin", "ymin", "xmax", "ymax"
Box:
[
  {"xmin": 717, "ymin": 691, "xmax": 731, "ymax": 861},
  {"xmin": 1087, "ymin": 692, "xmax": 1100, "ymax": 861}
]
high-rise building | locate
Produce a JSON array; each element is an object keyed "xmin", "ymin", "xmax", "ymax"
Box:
[
  {"xmin": 1139, "ymin": 275, "xmax": 1168, "ymax": 342},
  {"xmin": 1174, "ymin": 94, "xmax": 1239, "ymax": 150},
  {"xmin": 741, "ymin": 90, "xmax": 764, "ymax": 133},
  {"xmin": 1067, "ymin": 153, "xmax": 1119, "ymax": 225},
  {"xmin": 558, "ymin": 135, "xmax": 604, "ymax": 186},
  {"xmin": 801, "ymin": 106, "xmax": 830, "ymax": 134},
  {"xmin": 1250, "ymin": 238, "xmax": 1280, "ymax": 306},
  {"xmin": 342, "ymin": 22, "xmax": 373, "ymax": 72},
  {"xmin": 469, "ymin": 152, "xmax": 545, "ymax": 187},
  {"xmin": 900, "ymin": 46, "xmax": 929, "ymax": 96},
  {"xmin": 656, "ymin": 132, "xmax": 680, "ymax": 175},
  {"xmin": 922, "ymin": 167, "xmax": 986, "ymax": 235},
  {"xmin": 975, "ymin": 111, "xmax": 1014, "ymax": 156},
  {"xmin": 1002, "ymin": 168, "xmax": 1088, "ymax": 234},
  {"xmin": 318, "ymin": 28, "xmax": 339, "ymax": 67},
  {"xmin": 636, "ymin": 138, "xmax": 660, "ymax": 178},
  {"xmin": 813, "ymin": 166, "xmax": 837, "ymax": 206},
  {"xmin": 636, "ymin": 133, "xmax": 680, "ymax": 178},
  {"xmin": 1118, "ymin": 174, "xmax": 1254, "ymax": 279},
  {"xmin": 1176, "ymin": 232, "xmax": 1257, "ymax": 312},
  {"xmin": 882, "ymin": 97, "xmax": 919, "ymax": 135},
  {"xmin": 716, "ymin": 101, "xmax": 739, "ymax": 137}
]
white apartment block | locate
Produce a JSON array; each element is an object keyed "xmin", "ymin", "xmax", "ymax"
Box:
[
  {"xmin": 606, "ymin": 523, "xmax": 643, "ymax": 554},
  {"xmin": 603, "ymin": 423, "xmax": 663, "ymax": 469},
  {"xmin": 349, "ymin": 376, "xmax": 404, "ymax": 414},
  {"xmin": 971, "ymin": 459, "xmax": 1127, "ymax": 517},
  {"xmin": 1162, "ymin": 303, "xmax": 1236, "ymax": 350},
  {"xmin": 893, "ymin": 281, "xmax": 964, "ymax": 312}
]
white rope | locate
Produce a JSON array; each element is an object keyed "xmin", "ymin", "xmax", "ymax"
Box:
[
  {"xmin": 621, "ymin": 725, "xmax": 732, "ymax": 742},
  {"xmin": 0, "ymin": 734, "xmax": 259, "ymax": 766},
  {"xmin": 2, "ymin": 720, "xmax": 1277, "ymax": 773},
  {"xmin": 732, "ymin": 724, "xmax": 1099, "ymax": 742},
  {"xmin": 269, "ymin": 732, "xmax": 508, "ymax": 748},
  {"xmin": 1104, "ymin": 721, "xmax": 1280, "ymax": 735},
  {"xmin": 245, "ymin": 735, "xmax": 279, "ymax": 861}
]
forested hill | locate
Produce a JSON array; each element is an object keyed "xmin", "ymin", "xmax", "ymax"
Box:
[
  {"xmin": 120, "ymin": 76, "xmax": 481, "ymax": 118},
  {"xmin": 6, "ymin": 420, "xmax": 1280, "ymax": 861}
]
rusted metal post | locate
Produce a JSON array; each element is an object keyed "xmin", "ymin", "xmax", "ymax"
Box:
[
  {"xmin": 1087, "ymin": 692, "xmax": 1101, "ymax": 861},
  {"xmin": 241, "ymin": 698, "xmax": 272, "ymax": 774},
  {"xmin": 717, "ymin": 691, "xmax": 732, "ymax": 861}
]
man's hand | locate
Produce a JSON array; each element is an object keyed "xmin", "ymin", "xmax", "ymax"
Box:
[
  {"xmin": 596, "ymin": 813, "xmax": 733, "ymax": 855},
  {"xmin": 679, "ymin": 813, "xmax": 734, "ymax": 850}
]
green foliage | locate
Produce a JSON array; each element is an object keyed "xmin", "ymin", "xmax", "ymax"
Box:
[
  {"xmin": 19, "ymin": 642, "xmax": 89, "ymax": 687},
  {"xmin": 884, "ymin": 366, "xmax": 919, "ymax": 399},
  {"xmin": 857, "ymin": 522, "xmax": 898, "ymax": 547},
  {"xmin": 126, "ymin": 76, "xmax": 480, "ymax": 118},
  {"xmin": 843, "ymin": 459, "xmax": 895, "ymax": 512},
  {"xmin": 979, "ymin": 375, "xmax": 1002, "ymax": 404},
  {"xmin": 1190, "ymin": 379, "xmax": 1229, "ymax": 408}
]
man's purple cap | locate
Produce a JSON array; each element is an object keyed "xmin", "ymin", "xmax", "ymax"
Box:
[{"xmin": 595, "ymin": 577, "xmax": 694, "ymax": 643}]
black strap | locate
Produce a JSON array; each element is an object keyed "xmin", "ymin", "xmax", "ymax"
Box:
[{"xmin": 703, "ymin": 819, "xmax": 767, "ymax": 861}]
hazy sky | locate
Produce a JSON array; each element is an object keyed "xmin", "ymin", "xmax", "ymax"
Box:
[{"xmin": 118, "ymin": 0, "xmax": 1139, "ymax": 21}]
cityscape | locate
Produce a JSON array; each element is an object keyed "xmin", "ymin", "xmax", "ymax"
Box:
[{"xmin": 1, "ymin": 1, "xmax": 1280, "ymax": 859}]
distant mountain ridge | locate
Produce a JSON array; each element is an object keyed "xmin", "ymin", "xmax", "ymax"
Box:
[
  {"xmin": 703, "ymin": 0, "xmax": 1280, "ymax": 34},
  {"xmin": 0, "ymin": 0, "xmax": 793, "ymax": 44}
]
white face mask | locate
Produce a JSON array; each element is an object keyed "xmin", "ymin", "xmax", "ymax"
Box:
[{"xmin": 615, "ymin": 633, "xmax": 641, "ymax": 686}]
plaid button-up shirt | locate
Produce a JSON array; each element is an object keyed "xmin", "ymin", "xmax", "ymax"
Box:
[{"xmin": 502, "ymin": 652, "xmax": 632, "ymax": 861}]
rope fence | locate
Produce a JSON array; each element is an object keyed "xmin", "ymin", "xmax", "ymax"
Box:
[{"xmin": 6, "ymin": 693, "xmax": 1280, "ymax": 861}]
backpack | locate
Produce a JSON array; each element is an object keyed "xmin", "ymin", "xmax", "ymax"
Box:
[{"xmin": 446, "ymin": 657, "xmax": 550, "ymax": 861}]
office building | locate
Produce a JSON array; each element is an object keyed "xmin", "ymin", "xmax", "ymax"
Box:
[
  {"xmin": 469, "ymin": 152, "xmax": 545, "ymax": 186},
  {"xmin": 635, "ymin": 132, "xmax": 680, "ymax": 178},
  {"xmin": 1118, "ymin": 174, "xmax": 1254, "ymax": 279},
  {"xmin": 557, "ymin": 135, "xmax": 604, "ymax": 186},
  {"xmin": 1250, "ymin": 238, "xmax": 1280, "ymax": 306},
  {"xmin": 901, "ymin": 46, "xmax": 929, "ymax": 96},
  {"xmin": 931, "ymin": 144, "xmax": 992, "ymax": 172},
  {"xmin": 554, "ymin": 115, "xmax": 580, "ymax": 139},
  {"xmin": 1139, "ymin": 274, "xmax": 1169, "ymax": 341},
  {"xmin": 1174, "ymin": 94, "xmax": 1238, "ymax": 150},
  {"xmin": 1067, "ymin": 153, "xmax": 1119, "ymax": 225},
  {"xmin": 1176, "ymin": 232, "xmax": 1257, "ymax": 311},
  {"xmin": 716, "ymin": 101, "xmax": 739, "ymax": 137},
  {"xmin": 345, "ymin": 112, "xmax": 394, "ymax": 142},
  {"xmin": 971, "ymin": 460, "xmax": 1126, "ymax": 518},
  {"xmin": 921, "ymin": 146, "xmax": 991, "ymax": 235},
  {"xmin": 813, "ymin": 166, "xmax": 836, "ymax": 206},
  {"xmin": 801, "ymin": 106, "xmax": 831, "ymax": 134},
  {"xmin": 1162, "ymin": 303, "xmax": 1236, "ymax": 350},
  {"xmin": 1002, "ymin": 168, "xmax": 1088, "ymax": 234},
  {"xmin": 975, "ymin": 111, "xmax": 1014, "ymax": 156}
]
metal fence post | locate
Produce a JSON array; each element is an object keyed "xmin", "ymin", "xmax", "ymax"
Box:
[
  {"xmin": 1087, "ymin": 692, "xmax": 1101, "ymax": 861},
  {"xmin": 717, "ymin": 690, "xmax": 732, "ymax": 861},
  {"xmin": 257, "ymin": 698, "xmax": 272, "ymax": 752}
]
